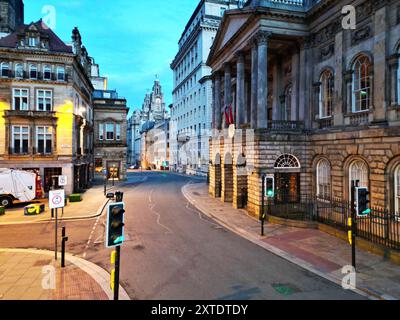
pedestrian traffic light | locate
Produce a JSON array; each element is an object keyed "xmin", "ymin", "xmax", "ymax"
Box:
[
  {"xmin": 265, "ymin": 176, "xmax": 275, "ymax": 198},
  {"xmin": 106, "ymin": 202, "xmax": 125, "ymax": 248},
  {"xmin": 355, "ymin": 187, "xmax": 370, "ymax": 217}
]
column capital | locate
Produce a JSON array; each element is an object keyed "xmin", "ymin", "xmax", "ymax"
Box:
[
  {"xmin": 234, "ymin": 50, "xmax": 245, "ymax": 63},
  {"xmin": 255, "ymin": 31, "xmax": 272, "ymax": 45}
]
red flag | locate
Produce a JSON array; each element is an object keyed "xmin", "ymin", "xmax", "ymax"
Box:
[{"xmin": 225, "ymin": 104, "xmax": 234, "ymax": 125}]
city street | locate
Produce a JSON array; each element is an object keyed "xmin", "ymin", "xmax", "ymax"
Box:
[{"xmin": 0, "ymin": 172, "xmax": 363, "ymax": 300}]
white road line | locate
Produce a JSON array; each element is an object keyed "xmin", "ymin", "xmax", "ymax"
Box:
[
  {"xmin": 148, "ymin": 189, "xmax": 173, "ymax": 235},
  {"xmin": 82, "ymin": 207, "xmax": 105, "ymax": 258}
]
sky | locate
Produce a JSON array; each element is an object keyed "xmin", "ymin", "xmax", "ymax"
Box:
[{"xmin": 24, "ymin": 0, "xmax": 199, "ymax": 116}]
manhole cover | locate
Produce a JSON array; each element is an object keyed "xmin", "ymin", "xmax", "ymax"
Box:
[{"xmin": 272, "ymin": 283, "xmax": 301, "ymax": 296}]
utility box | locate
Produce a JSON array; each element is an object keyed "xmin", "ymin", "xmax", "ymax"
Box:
[
  {"xmin": 24, "ymin": 204, "xmax": 45, "ymax": 216},
  {"xmin": 0, "ymin": 206, "xmax": 5, "ymax": 216},
  {"xmin": 69, "ymin": 194, "xmax": 82, "ymax": 202}
]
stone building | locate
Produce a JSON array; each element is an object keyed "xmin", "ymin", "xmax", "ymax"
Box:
[
  {"xmin": 127, "ymin": 110, "xmax": 142, "ymax": 167},
  {"xmin": 207, "ymin": 0, "xmax": 400, "ymax": 217},
  {"xmin": 93, "ymin": 89, "xmax": 128, "ymax": 181},
  {"xmin": 0, "ymin": 0, "xmax": 24, "ymax": 38},
  {"xmin": 170, "ymin": 0, "xmax": 239, "ymax": 176},
  {"xmin": 0, "ymin": 18, "xmax": 94, "ymax": 195}
]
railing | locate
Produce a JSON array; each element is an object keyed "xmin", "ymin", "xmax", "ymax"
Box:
[
  {"xmin": 318, "ymin": 117, "xmax": 334, "ymax": 129},
  {"xmin": 265, "ymin": 193, "xmax": 400, "ymax": 251},
  {"xmin": 267, "ymin": 120, "xmax": 304, "ymax": 131},
  {"xmin": 349, "ymin": 112, "xmax": 369, "ymax": 126},
  {"xmin": 259, "ymin": 0, "xmax": 322, "ymax": 10}
]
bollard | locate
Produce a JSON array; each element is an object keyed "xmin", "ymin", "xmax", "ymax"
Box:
[{"xmin": 61, "ymin": 226, "xmax": 69, "ymax": 268}]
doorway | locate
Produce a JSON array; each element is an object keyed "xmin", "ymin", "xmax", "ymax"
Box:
[{"xmin": 275, "ymin": 172, "xmax": 300, "ymax": 203}]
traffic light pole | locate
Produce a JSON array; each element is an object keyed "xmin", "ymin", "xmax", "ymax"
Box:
[
  {"xmin": 114, "ymin": 245, "xmax": 121, "ymax": 301},
  {"xmin": 351, "ymin": 180, "xmax": 358, "ymax": 270},
  {"xmin": 261, "ymin": 175, "xmax": 265, "ymax": 236}
]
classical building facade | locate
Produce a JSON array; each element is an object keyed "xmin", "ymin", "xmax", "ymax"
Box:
[
  {"xmin": 0, "ymin": 18, "xmax": 94, "ymax": 195},
  {"xmin": 0, "ymin": 0, "xmax": 24, "ymax": 38},
  {"xmin": 207, "ymin": 0, "xmax": 400, "ymax": 217},
  {"xmin": 170, "ymin": 0, "xmax": 239, "ymax": 176},
  {"xmin": 93, "ymin": 89, "xmax": 128, "ymax": 181},
  {"xmin": 127, "ymin": 109, "xmax": 142, "ymax": 167}
]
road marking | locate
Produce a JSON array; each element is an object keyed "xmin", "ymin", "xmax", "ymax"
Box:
[
  {"xmin": 148, "ymin": 189, "xmax": 173, "ymax": 235},
  {"xmin": 82, "ymin": 204, "xmax": 106, "ymax": 258},
  {"xmin": 185, "ymin": 201, "xmax": 222, "ymax": 229}
]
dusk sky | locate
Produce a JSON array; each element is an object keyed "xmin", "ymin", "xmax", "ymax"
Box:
[{"xmin": 24, "ymin": 0, "xmax": 199, "ymax": 115}]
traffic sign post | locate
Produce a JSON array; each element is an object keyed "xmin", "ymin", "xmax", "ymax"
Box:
[
  {"xmin": 350, "ymin": 180, "xmax": 358, "ymax": 270},
  {"xmin": 49, "ymin": 190, "xmax": 65, "ymax": 261},
  {"xmin": 58, "ymin": 175, "xmax": 68, "ymax": 187}
]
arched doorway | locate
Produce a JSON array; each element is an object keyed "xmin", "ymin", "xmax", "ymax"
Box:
[{"xmin": 274, "ymin": 154, "xmax": 301, "ymax": 203}]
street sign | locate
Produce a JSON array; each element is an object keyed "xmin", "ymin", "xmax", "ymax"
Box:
[
  {"xmin": 49, "ymin": 190, "xmax": 65, "ymax": 210},
  {"xmin": 58, "ymin": 175, "xmax": 68, "ymax": 187}
]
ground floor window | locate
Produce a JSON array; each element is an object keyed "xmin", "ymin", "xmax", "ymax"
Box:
[
  {"xmin": 43, "ymin": 168, "xmax": 62, "ymax": 192},
  {"xmin": 349, "ymin": 160, "xmax": 369, "ymax": 195},
  {"xmin": 95, "ymin": 158, "xmax": 103, "ymax": 173},
  {"xmin": 275, "ymin": 173, "xmax": 300, "ymax": 203},
  {"xmin": 316, "ymin": 159, "xmax": 331, "ymax": 199}
]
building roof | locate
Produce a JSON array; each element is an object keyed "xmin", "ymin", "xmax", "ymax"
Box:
[{"xmin": 0, "ymin": 20, "xmax": 73, "ymax": 54}]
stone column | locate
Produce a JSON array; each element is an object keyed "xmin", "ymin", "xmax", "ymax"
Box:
[
  {"xmin": 257, "ymin": 31, "xmax": 270, "ymax": 129},
  {"xmin": 250, "ymin": 39, "xmax": 258, "ymax": 129},
  {"xmin": 272, "ymin": 59, "xmax": 281, "ymax": 121},
  {"xmin": 214, "ymin": 72, "xmax": 222, "ymax": 130},
  {"xmin": 388, "ymin": 54, "xmax": 399, "ymax": 107},
  {"xmin": 344, "ymin": 71, "xmax": 354, "ymax": 115},
  {"xmin": 236, "ymin": 51, "xmax": 245, "ymax": 127},
  {"xmin": 291, "ymin": 48, "xmax": 300, "ymax": 121},
  {"xmin": 224, "ymin": 62, "xmax": 232, "ymax": 114},
  {"xmin": 334, "ymin": 31, "xmax": 344, "ymax": 126}
]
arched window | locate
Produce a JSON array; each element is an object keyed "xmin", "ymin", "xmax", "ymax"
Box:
[
  {"xmin": 283, "ymin": 85, "xmax": 292, "ymax": 121},
  {"xmin": 43, "ymin": 65, "xmax": 51, "ymax": 80},
  {"xmin": 395, "ymin": 165, "xmax": 400, "ymax": 215},
  {"xmin": 319, "ymin": 69, "xmax": 334, "ymax": 118},
  {"xmin": 274, "ymin": 154, "xmax": 301, "ymax": 169},
  {"xmin": 317, "ymin": 159, "xmax": 331, "ymax": 199},
  {"xmin": 1, "ymin": 62, "xmax": 10, "ymax": 77},
  {"xmin": 352, "ymin": 55, "xmax": 372, "ymax": 112},
  {"xmin": 29, "ymin": 64, "xmax": 37, "ymax": 79},
  {"xmin": 349, "ymin": 160, "xmax": 369, "ymax": 195},
  {"xmin": 14, "ymin": 63, "xmax": 23, "ymax": 79}
]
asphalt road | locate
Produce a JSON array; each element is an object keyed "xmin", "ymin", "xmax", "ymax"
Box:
[{"xmin": 0, "ymin": 171, "xmax": 364, "ymax": 300}]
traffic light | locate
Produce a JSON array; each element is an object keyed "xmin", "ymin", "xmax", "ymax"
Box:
[
  {"xmin": 265, "ymin": 176, "xmax": 275, "ymax": 198},
  {"xmin": 106, "ymin": 202, "xmax": 125, "ymax": 248},
  {"xmin": 355, "ymin": 187, "xmax": 370, "ymax": 217}
]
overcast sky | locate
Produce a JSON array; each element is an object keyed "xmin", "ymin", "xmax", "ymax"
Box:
[{"xmin": 24, "ymin": 0, "xmax": 199, "ymax": 115}]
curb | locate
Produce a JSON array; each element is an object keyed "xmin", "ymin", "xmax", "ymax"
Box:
[
  {"xmin": 182, "ymin": 183, "xmax": 398, "ymax": 301},
  {"xmin": 0, "ymin": 248, "xmax": 130, "ymax": 300}
]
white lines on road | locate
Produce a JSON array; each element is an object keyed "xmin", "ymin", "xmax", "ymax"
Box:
[
  {"xmin": 82, "ymin": 203, "xmax": 107, "ymax": 258},
  {"xmin": 148, "ymin": 189, "xmax": 174, "ymax": 235}
]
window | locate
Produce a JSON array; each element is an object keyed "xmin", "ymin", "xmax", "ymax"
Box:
[
  {"xmin": 43, "ymin": 65, "xmax": 51, "ymax": 80},
  {"xmin": 1, "ymin": 62, "xmax": 9, "ymax": 77},
  {"xmin": 116, "ymin": 124, "xmax": 121, "ymax": 141},
  {"xmin": 57, "ymin": 66, "xmax": 65, "ymax": 81},
  {"xmin": 13, "ymin": 88, "xmax": 29, "ymax": 111},
  {"xmin": 220, "ymin": 7, "xmax": 226, "ymax": 16},
  {"xmin": 37, "ymin": 90, "xmax": 52, "ymax": 111},
  {"xmin": 106, "ymin": 123, "xmax": 114, "ymax": 140},
  {"xmin": 352, "ymin": 55, "xmax": 372, "ymax": 112},
  {"xmin": 29, "ymin": 37, "xmax": 37, "ymax": 47},
  {"xmin": 316, "ymin": 159, "xmax": 331, "ymax": 199},
  {"xmin": 395, "ymin": 165, "xmax": 400, "ymax": 215},
  {"xmin": 99, "ymin": 123, "xmax": 104, "ymax": 140},
  {"xmin": 36, "ymin": 126, "xmax": 52, "ymax": 154},
  {"xmin": 319, "ymin": 70, "xmax": 334, "ymax": 118},
  {"xmin": 29, "ymin": 64, "xmax": 37, "ymax": 79},
  {"xmin": 12, "ymin": 126, "xmax": 29, "ymax": 154},
  {"xmin": 15, "ymin": 63, "xmax": 23, "ymax": 78},
  {"xmin": 349, "ymin": 160, "xmax": 369, "ymax": 196}
]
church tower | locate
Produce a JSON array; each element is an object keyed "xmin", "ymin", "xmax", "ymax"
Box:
[{"xmin": 0, "ymin": 0, "xmax": 24, "ymax": 37}]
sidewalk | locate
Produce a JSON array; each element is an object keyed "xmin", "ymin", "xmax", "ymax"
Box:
[
  {"xmin": 0, "ymin": 248, "xmax": 130, "ymax": 300},
  {"xmin": 0, "ymin": 180, "xmax": 126, "ymax": 225},
  {"xmin": 183, "ymin": 182, "xmax": 400, "ymax": 300}
]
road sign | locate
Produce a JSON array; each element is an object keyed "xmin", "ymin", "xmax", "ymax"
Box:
[
  {"xmin": 49, "ymin": 190, "xmax": 65, "ymax": 209},
  {"xmin": 58, "ymin": 175, "xmax": 68, "ymax": 187}
]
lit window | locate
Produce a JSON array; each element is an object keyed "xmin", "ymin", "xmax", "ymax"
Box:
[
  {"xmin": 43, "ymin": 65, "xmax": 51, "ymax": 80},
  {"xmin": 319, "ymin": 69, "xmax": 334, "ymax": 118},
  {"xmin": 13, "ymin": 88, "xmax": 29, "ymax": 111},
  {"xmin": 37, "ymin": 90, "xmax": 52, "ymax": 111},
  {"xmin": 395, "ymin": 165, "xmax": 400, "ymax": 215},
  {"xmin": 15, "ymin": 63, "xmax": 23, "ymax": 78},
  {"xmin": 106, "ymin": 123, "xmax": 114, "ymax": 140},
  {"xmin": 349, "ymin": 160, "xmax": 369, "ymax": 196},
  {"xmin": 36, "ymin": 126, "xmax": 52, "ymax": 154},
  {"xmin": 29, "ymin": 64, "xmax": 37, "ymax": 79},
  {"xmin": 12, "ymin": 126, "xmax": 29, "ymax": 154},
  {"xmin": 57, "ymin": 66, "xmax": 65, "ymax": 81},
  {"xmin": 1, "ymin": 62, "xmax": 9, "ymax": 77},
  {"xmin": 316, "ymin": 159, "xmax": 331, "ymax": 199},
  {"xmin": 352, "ymin": 55, "xmax": 372, "ymax": 112}
]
